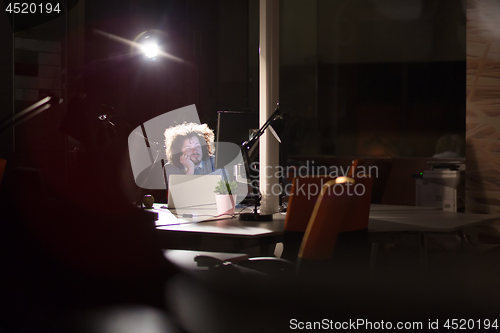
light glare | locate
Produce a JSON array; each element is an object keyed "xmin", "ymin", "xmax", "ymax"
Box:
[{"xmin": 142, "ymin": 43, "xmax": 159, "ymax": 58}]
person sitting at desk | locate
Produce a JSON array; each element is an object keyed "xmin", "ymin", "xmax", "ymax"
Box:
[{"xmin": 163, "ymin": 122, "xmax": 226, "ymax": 186}]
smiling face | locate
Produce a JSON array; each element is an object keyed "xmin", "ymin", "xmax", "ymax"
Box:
[{"xmin": 181, "ymin": 135, "xmax": 203, "ymax": 166}]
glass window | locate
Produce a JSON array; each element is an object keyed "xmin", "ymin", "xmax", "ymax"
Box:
[{"xmin": 279, "ymin": 0, "xmax": 466, "ymax": 158}]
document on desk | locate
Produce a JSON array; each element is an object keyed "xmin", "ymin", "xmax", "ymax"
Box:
[{"xmin": 152, "ymin": 204, "xmax": 223, "ymax": 226}]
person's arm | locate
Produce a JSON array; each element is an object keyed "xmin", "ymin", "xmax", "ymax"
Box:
[{"xmin": 180, "ymin": 154, "xmax": 195, "ymax": 175}]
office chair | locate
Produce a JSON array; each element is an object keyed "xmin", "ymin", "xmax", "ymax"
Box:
[
  {"xmin": 337, "ymin": 174, "xmax": 373, "ymax": 233},
  {"xmin": 297, "ymin": 179, "xmax": 358, "ymax": 262},
  {"xmin": 347, "ymin": 158, "xmax": 361, "ymax": 177},
  {"xmin": 236, "ymin": 177, "xmax": 373, "ymax": 276},
  {"xmin": 313, "ymin": 175, "xmax": 374, "ymax": 274},
  {"xmin": 0, "ymin": 159, "xmax": 6, "ymax": 188},
  {"xmin": 280, "ymin": 175, "xmax": 336, "ymax": 262},
  {"xmin": 279, "ymin": 159, "xmax": 363, "ymax": 261}
]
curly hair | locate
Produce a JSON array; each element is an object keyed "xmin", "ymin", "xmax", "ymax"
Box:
[{"xmin": 164, "ymin": 122, "xmax": 215, "ymax": 169}]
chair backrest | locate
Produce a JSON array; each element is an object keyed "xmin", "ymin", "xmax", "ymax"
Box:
[
  {"xmin": 281, "ymin": 159, "xmax": 363, "ymax": 262},
  {"xmin": 297, "ymin": 179, "xmax": 358, "ymax": 261},
  {"xmin": 284, "ymin": 159, "xmax": 362, "ymax": 232},
  {"xmin": 161, "ymin": 158, "xmax": 168, "ymax": 201},
  {"xmin": 284, "ymin": 176, "xmax": 336, "ymax": 232},
  {"xmin": 0, "ymin": 159, "xmax": 6, "ymax": 188},
  {"xmin": 340, "ymin": 174, "xmax": 373, "ymax": 232},
  {"xmin": 347, "ymin": 158, "xmax": 361, "ymax": 177},
  {"xmin": 281, "ymin": 176, "xmax": 336, "ymax": 262}
]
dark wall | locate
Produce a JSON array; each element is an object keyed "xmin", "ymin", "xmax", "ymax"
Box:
[
  {"xmin": 0, "ymin": 9, "xmax": 13, "ymax": 156},
  {"xmin": 316, "ymin": 61, "xmax": 466, "ymax": 157},
  {"xmin": 280, "ymin": 0, "xmax": 466, "ymax": 158},
  {"xmin": 82, "ymin": 0, "xmax": 252, "ymax": 133}
]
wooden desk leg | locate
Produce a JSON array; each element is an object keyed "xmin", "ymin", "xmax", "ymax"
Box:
[{"xmin": 418, "ymin": 232, "xmax": 428, "ymax": 274}]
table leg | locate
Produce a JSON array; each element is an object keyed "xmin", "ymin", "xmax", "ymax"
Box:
[
  {"xmin": 458, "ymin": 227, "xmax": 478, "ymax": 244},
  {"xmin": 458, "ymin": 229, "xmax": 470, "ymax": 244}
]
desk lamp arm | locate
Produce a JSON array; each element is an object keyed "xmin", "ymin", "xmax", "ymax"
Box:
[
  {"xmin": 238, "ymin": 103, "xmax": 281, "ymax": 221},
  {"xmin": 241, "ymin": 103, "xmax": 281, "ymax": 152}
]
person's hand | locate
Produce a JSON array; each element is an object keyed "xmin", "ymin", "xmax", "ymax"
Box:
[{"xmin": 180, "ymin": 153, "xmax": 195, "ymax": 174}]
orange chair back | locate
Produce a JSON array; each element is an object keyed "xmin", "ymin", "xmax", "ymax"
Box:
[
  {"xmin": 341, "ymin": 175, "xmax": 372, "ymax": 232},
  {"xmin": 0, "ymin": 159, "xmax": 6, "ymax": 188},
  {"xmin": 284, "ymin": 176, "xmax": 335, "ymax": 232},
  {"xmin": 285, "ymin": 158, "xmax": 362, "ymax": 232},
  {"xmin": 298, "ymin": 179, "xmax": 359, "ymax": 261},
  {"xmin": 347, "ymin": 159, "xmax": 361, "ymax": 177}
]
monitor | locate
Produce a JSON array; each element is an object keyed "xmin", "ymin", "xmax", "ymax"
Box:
[{"xmin": 214, "ymin": 111, "xmax": 259, "ymax": 171}]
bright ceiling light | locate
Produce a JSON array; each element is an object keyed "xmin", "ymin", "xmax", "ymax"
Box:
[
  {"xmin": 93, "ymin": 29, "xmax": 189, "ymax": 64},
  {"xmin": 141, "ymin": 42, "xmax": 159, "ymax": 58}
]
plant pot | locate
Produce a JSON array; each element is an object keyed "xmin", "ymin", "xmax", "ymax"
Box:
[{"xmin": 215, "ymin": 194, "xmax": 238, "ymax": 215}]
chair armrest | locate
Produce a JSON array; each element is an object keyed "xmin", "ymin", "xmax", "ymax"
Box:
[
  {"xmin": 192, "ymin": 255, "xmax": 296, "ymax": 276},
  {"xmin": 236, "ymin": 257, "xmax": 296, "ymax": 276}
]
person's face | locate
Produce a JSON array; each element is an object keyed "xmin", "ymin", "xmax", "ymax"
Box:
[{"xmin": 181, "ymin": 136, "xmax": 203, "ymax": 165}]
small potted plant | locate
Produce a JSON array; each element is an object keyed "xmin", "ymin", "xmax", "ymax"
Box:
[{"xmin": 214, "ymin": 179, "xmax": 238, "ymax": 215}]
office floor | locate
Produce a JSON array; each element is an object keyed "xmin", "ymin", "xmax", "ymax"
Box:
[{"xmin": 372, "ymin": 233, "xmax": 500, "ymax": 277}]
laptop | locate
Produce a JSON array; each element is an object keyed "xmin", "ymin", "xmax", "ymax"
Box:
[{"xmin": 167, "ymin": 174, "xmax": 222, "ymax": 210}]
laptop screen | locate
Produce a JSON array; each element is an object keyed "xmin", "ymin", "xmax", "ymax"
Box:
[{"xmin": 167, "ymin": 174, "xmax": 222, "ymax": 209}]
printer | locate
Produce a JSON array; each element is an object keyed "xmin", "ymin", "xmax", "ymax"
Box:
[{"xmin": 415, "ymin": 160, "xmax": 465, "ymax": 212}]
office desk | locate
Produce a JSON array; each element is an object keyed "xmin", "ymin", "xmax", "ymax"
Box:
[
  {"xmin": 153, "ymin": 204, "xmax": 285, "ymax": 255},
  {"xmin": 368, "ymin": 204, "xmax": 500, "ymax": 233},
  {"xmin": 153, "ymin": 203, "xmax": 500, "ymax": 259},
  {"xmin": 367, "ymin": 205, "xmax": 500, "ymax": 270}
]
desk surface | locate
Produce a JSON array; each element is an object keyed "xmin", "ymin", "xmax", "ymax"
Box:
[
  {"xmin": 153, "ymin": 203, "xmax": 285, "ymax": 238},
  {"xmin": 153, "ymin": 203, "xmax": 500, "ymax": 237},
  {"xmin": 368, "ymin": 205, "xmax": 500, "ymax": 233}
]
